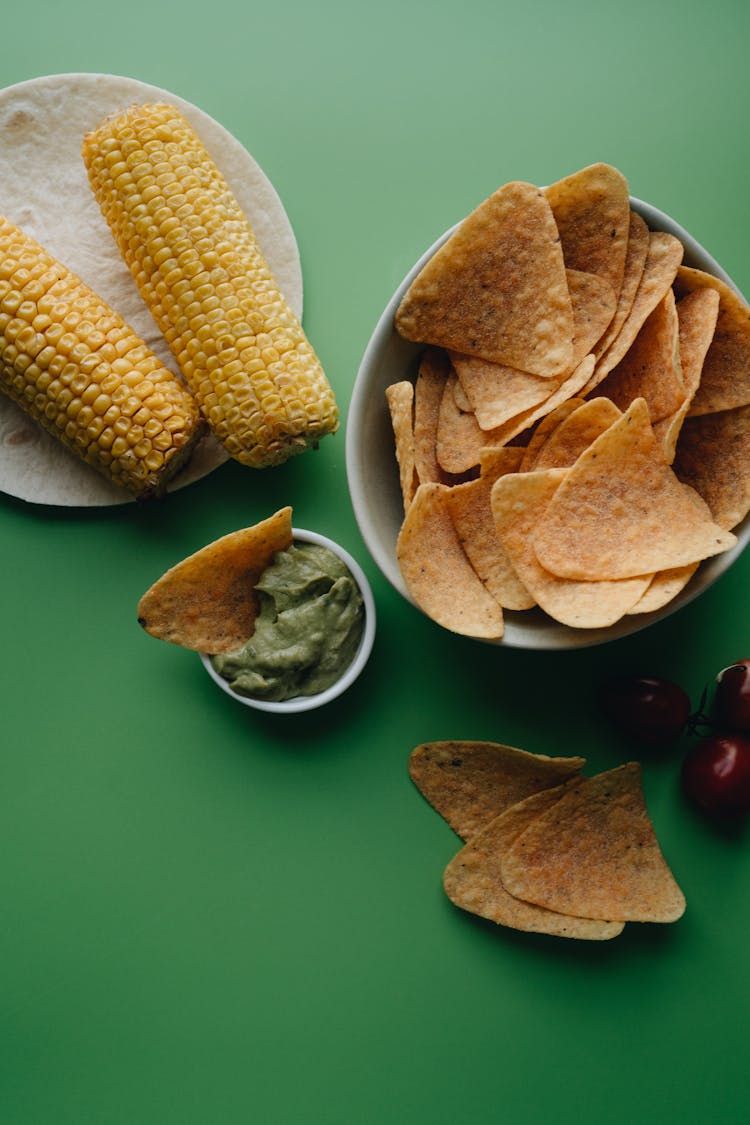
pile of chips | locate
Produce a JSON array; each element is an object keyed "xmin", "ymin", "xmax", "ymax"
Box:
[
  {"xmin": 410, "ymin": 741, "xmax": 686, "ymax": 940},
  {"xmin": 387, "ymin": 163, "xmax": 750, "ymax": 638}
]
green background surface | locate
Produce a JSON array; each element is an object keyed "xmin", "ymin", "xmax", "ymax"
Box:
[{"xmin": 2, "ymin": 1, "xmax": 750, "ymax": 1122}]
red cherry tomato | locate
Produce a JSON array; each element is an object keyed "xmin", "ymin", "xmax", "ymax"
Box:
[
  {"xmin": 602, "ymin": 676, "xmax": 691, "ymax": 745},
  {"xmin": 681, "ymin": 734, "xmax": 750, "ymax": 817},
  {"xmin": 713, "ymin": 659, "xmax": 750, "ymax": 732}
]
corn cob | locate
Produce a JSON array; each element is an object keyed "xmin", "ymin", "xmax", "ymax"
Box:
[
  {"xmin": 82, "ymin": 103, "xmax": 339, "ymax": 469},
  {"xmin": 0, "ymin": 213, "xmax": 204, "ymax": 498}
]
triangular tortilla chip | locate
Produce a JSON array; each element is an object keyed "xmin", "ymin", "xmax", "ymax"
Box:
[
  {"xmin": 587, "ymin": 230, "xmax": 684, "ymax": 389},
  {"xmin": 444, "ymin": 447, "xmax": 535, "ymax": 610},
  {"xmin": 491, "ymin": 468, "xmax": 652, "ymax": 627},
  {"xmin": 137, "ymin": 506, "xmax": 294, "ymax": 653},
  {"xmin": 448, "ymin": 269, "xmax": 615, "ymax": 432},
  {"xmin": 545, "ymin": 162, "xmax": 630, "ymax": 298},
  {"xmin": 499, "ymin": 763, "xmax": 686, "ymax": 923},
  {"xmin": 483, "ymin": 354, "xmax": 596, "ymax": 450},
  {"xmin": 565, "ymin": 267, "xmax": 618, "ymax": 361},
  {"xmin": 532, "ymin": 398, "xmax": 736, "ymax": 580},
  {"xmin": 396, "ymin": 482, "xmax": 504, "ymax": 638},
  {"xmin": 596, "ymin": 289, "xmax": 686, "ymax": 423},
  {"xmin": 593, "ymin": 210, "xmax": 650, "ymax": 361},
  {"xmin": 519, "ymin": 398, "xmax": 586, "ymax": 470},
  {"xmin": 449, "ymin": 353, "xmax": 562, "ymax": 433},
  {"xmin": 654, "ymin": 287, "xmax": 720, "ymax": 462},
  {"xmin": 409, "ymin": 741, "xmax": 585, "ymax": 841},
  {"xmin": 674, "ymin": 403, "xmax": 750, "ymax": 530},
  {"xmin": 386, "ymin": 381, "xmax": 418, "ymax": 512},
  {"xmin": 413, "ymin": 347, "xmax": 450, "ymax": 483},
  {"xmin": 443, "ymin": 784, "xmax": 625, "ymax": 939},
  {"xmin": 625, "ymin": 563, "xmax": 700, "ymax": 615},
  {"xmin": 675, "ymin": 266, "xmax": 750, "ymax": 416},
  {"xmin": 530, "ymin": 396, "xmax": 622, "ymax": 470},
  {"xmin": 436, "ymin": 371, "xmax": 491, "ymax": 472},
  {"xmin": 395, "ymin": 181, "xmax": 574, "ymax": 376}
]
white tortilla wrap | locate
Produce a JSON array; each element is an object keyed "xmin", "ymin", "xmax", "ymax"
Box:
[{"xmin": 0, "ymin": 72, "xmax": 303, "ymax": 506}]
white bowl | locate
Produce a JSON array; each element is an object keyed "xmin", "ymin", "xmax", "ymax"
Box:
[
  {"xmin": 200, "ymin": 528, "xmax": 376, "ymax": 712},
  {"xmin": 346, "ymin": 195, "xmax": 750, "ymax": 650}
]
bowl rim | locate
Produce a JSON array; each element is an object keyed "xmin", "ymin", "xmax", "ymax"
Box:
[
  {"xmin": 199, "ymin": 527, "xmax": 376, "ymax": 713},
  {"xmin": 345, "ymin": 192, "xmax": 750, "ymax": 651}
]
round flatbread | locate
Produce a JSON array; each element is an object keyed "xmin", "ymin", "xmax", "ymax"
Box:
[{"xmin": 0, "ymin": 72, "xmax": 303, "ymax": 506}]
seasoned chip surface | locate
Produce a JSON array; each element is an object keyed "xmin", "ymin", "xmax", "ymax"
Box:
[
  {"xmin": 590, "ymin": 230, "xmax": 683, "ymax": 387},
  {"xmin": 675, "ymin": 404, "xmax": 750, "ymax": 530},
  {"xmin": 676, "ymin": 266, "xmax": 750, "ymax": 416},
  {"xmin": 137, "ymin": 506, "xmax": 294, "ymax": 653},
  {"xmin": 396, "ymin": 482, "xmax": 505, "ymax": 639},
  {"xmin": 499, "ymin": 763, "xmax": 686, "ymax": 923},
  {"xmin": 443, "ymin": 784, "xmax": 625, "ymax": 939},
  {"xmin": 445, "ymin": 450, "xmax": 534, "ymax": 611},
  {"xmin": 592, "ymin": 210, "xmax": 650, "ymax": 361},
  {"xmin": 395, "ymin": 182, "xmax": 574, "ymax": 376},
  {"xmin": 597, "ymin": 290, "xmax": 686, "ymax": 424},
  {"xmin": 532, "ymin": 398, "xmax": 736, "ymax": 580},
  {"xmin": 544, "ymin": 163, "xmax": 630, "ymax": 297},
  {"xmin": 409, "ymin": 741, "xmax": 585, "ymax": 841},
  {"xmin": 491, "ymin": 467, "xmax": 652, "ymax": 627}
]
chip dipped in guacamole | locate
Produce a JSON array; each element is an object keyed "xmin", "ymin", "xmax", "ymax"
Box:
[
  {"xmin": 137, "ymin": 508, "xmax": 367, "ymax": 704},
  {"xmin": 210, "ymin": 542, "xmax": 365, "ymax": 702}
]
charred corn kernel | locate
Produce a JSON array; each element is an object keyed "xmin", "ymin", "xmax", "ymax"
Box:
[
  {"xmin": 82, "ymin": 102, "xmax": 338, "ymax": 468},
  {"xmin": 0, "ymin": 214, "xmax": 204, "ymax": 498}
]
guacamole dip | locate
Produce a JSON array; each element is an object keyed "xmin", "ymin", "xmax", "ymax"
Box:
[{"xmin": 210, "ymin": 542, "xmax": 365, "ymax": 702}]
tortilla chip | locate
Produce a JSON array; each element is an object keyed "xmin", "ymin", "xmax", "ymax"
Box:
[
  {"xmin": 532, "ymin": 398, "xmax": 736, "ymax": 580},
  {"xmin": 413, "ymin": 348, "xmax": 450, "ymax": 483},
  {"xmin": 443, "ymin": 785, "xmax": 625, "ymax": 939},
  {"xmin": 596, "ymin": 289, "xmax": 686, "ymax": 423},
  {"xmin": 444, "ymin": 447, "xmax": 535, "ymax": 610},
  {"xmin": 499, "ymin": 763, "xmax": 686, "ymax": 923},
  {"xmin": 654, "ymin": 288, "xmax": 720, "ymax": 462},
  {"xmin": 386, "ymin": 381, "xmax": 418, "ymax": 512},
  {"xmin": 625, "ymin": 563, "xmax": 700, "ymax": 615},
  {"xmin": 565, "ymin": 268, "xmax": 618, "ymax": 361},
  {"xmin": 447, "ymin": 268, "xmax": 614, "ymax": 434},
  {"xmin": 518, "ymin": 398, "xmax": 586, "ymax": 470},
  {"xmin": 449, "ymin": 353, "xmax": 562, "ymax": 433},
  {"xmin": 396, "ymin": 482, "xmax": 504, "ymax": 638},
  {"xmin": 491, "ymin": 469, "xmax": 652, "ymax": 627},
  {"xmin": 587, "ymin": 230, "xmax": 684, "ymax": 389},
  {"xmin": 436, "ymin": 370, "xmax": 489, "ymax": 473},
  {"xmin": 674, "ymin": 266, "xmax": 750, "ymax": 416},
  {"xmin": 395, "ymin": 181, "xmax": 574, "ymax": 376},
  {"xmin": 593, "ymin": 210, "xmax": 650, "ymax": 361},
  {"xmin": 545, "ymin": 162, "xmax": 630, "ymax": 299},
  {"xmin": 486, "ymin": 354, "xmax": 596, "ymax": 448},
  {"xmin": 451, "ymin": 377, "xmax": 472, "ymax": 411},
  {"xmin": 409, "ymin": 741, "xmax": 585, "ymax": 841},
  {"xmin": 137, "ymin": 506, "xmax": 294, "ymax": 653},
  {"xmin": 531, "ymin": 396, "xmax": 622, "ymax": 470},
  {"xmin": 674, "ymin": 404, "xmax": 750, "ymax": 530}
]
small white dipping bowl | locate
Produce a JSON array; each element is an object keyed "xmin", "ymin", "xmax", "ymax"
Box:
[
  {"xmin": 200, "ymin": 528, "xmax": 376, "ymax": 713},
  {"xmin": 346, "ymin": 195, "xmax": 750, "ymax": 650}
]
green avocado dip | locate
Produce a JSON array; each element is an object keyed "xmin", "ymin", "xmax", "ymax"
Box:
[{"xmin": 210, "ymin": 542, "xmax": 365, "ymax": 702}]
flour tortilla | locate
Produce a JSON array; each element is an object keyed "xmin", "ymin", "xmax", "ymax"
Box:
[{"xmin": 0, "ymin": 72, "xmax": 303, "ymax": 507}]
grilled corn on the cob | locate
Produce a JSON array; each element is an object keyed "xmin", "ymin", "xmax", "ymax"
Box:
[
  {"xmin": 82, "ymin": 103, "xmax": 339, "ymax": 468},
  {"xmin": 0, "ymin": 213, "xmax": 204, "ymax": 498}
]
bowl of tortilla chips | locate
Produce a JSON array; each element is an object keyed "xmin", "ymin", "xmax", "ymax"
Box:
[{"xmin": 346, "ymin": 163, "xmax": 750, "ymax": 649}]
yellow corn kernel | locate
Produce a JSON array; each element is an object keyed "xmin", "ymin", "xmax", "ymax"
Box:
[
  {"xmin": 82, "ymin": 102, "xmax": 338, "ymax": 468},
  {"xmin": 0, "ymin": 214, "xmax": 204, "ymax": 498}
]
